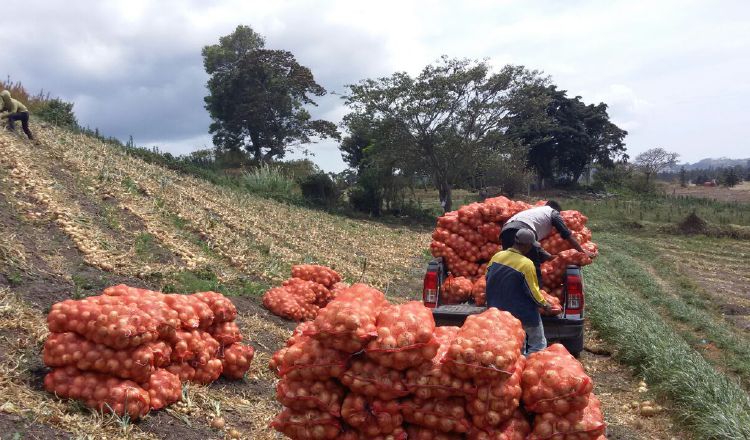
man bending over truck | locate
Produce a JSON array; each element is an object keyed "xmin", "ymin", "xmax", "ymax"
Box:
[
  {"xmin": 486, "ymin": 229, "xmax": 551, "ymax": 354},
  {"xmin": 500, "ymin": 200, "xmax": 594, "ymax": 288}
]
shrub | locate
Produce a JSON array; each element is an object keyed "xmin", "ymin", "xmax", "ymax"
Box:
[
  {"xmin": 298, "ymin": 173, "xmax": 340, "ymax": 208},
  {"xmin": 242, "ymin": 163, "xmax": 300, "ymax": 203},
  {"xmin": 32, "ymin": 98, "xmax": 79, "ymax": 129},
  {"xmin": 348, "ymin": 183, "xmax": 382, "ymax": 216}
]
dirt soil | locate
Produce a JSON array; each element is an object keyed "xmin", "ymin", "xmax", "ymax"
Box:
[
  {"xmin": 0, "ymin": 412, "xmax": 72, "ymax": 440},
  {"xmin": 581, "ymin": 328, "xmax": 685, "ymax": 439}
]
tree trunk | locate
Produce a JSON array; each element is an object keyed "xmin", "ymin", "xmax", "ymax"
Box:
[{"xmin": 438, "ymin": 182, "xmax": 452, "ymax": 213}]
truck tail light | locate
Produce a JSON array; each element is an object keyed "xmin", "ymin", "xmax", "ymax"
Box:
[
  {"xmin": 566, "ymin": 273, "xmax": 584, "ymax": 317},
  {"xmin": 423, "ymin": 271, "xmax": 439, "ymax": 308}
]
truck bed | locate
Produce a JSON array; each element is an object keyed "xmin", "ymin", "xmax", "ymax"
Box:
[{"xmin": 431, "ymin": 304, "xmax": 584, "ymax": 356}]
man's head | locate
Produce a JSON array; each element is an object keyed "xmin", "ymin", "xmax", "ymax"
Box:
[
  {"xmin": 513, "ymin": 229, "xmax": 538, "ymax": 254},
  {"xmin": 0, "ymin": 90, "xmax": 11, "ymax": 106},
  {"xmin": 546, "ymin": 200, "xmax": 562, "ymax": 212}
]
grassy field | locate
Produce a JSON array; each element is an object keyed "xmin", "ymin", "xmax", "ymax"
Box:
[{"xmin": 1, "ymin": 125, "xmax": 749, "ymax": 439}]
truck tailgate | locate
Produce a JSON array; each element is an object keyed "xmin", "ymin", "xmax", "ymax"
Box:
[{"xmin": 432, "ymin": 304, "xmax": 486, "ymax": 326}]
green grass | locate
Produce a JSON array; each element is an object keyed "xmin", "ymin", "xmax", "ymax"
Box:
[
  {"xmin": 134, "ymin": 232, "xmax": 158, "ymax": 257},
  {"xmin": 241, "ymin": 163, "xmax": 301, "ymax": 204},
  {"xmin": 560, "ymin": 194, "xmax": 749, "ymax": 227},
  {"xmin": 586, "ymin": 248, "xmax": 750, "ymax": 439},
  {"xmin": 161, "ymin": 269, "xmax": 269, "ymax": 297},
  {"xmin": 595, "ymin": 232, "xmax": 750, "ymax": 388}
]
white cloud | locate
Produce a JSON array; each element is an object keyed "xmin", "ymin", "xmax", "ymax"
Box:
[{"xmin": 2, "ymin": 0, "xmax": 749, "ymax": 168}]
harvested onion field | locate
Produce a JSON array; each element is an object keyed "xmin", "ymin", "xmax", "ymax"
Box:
[{"xmin": 4, "ymin": 125, "xmax": 747, "ymax": 439}]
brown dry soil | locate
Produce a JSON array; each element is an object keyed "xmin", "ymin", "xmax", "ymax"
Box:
[{"xmin": 581, "ymin": 328, "xmax": 684, "ymax": 440}]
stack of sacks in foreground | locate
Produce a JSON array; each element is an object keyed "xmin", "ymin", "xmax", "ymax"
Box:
[
  {"xmin": 43, "ymin": 285, "xmax": 254, "ymax": 419},
  {"xmin": 268, "ymin": 280, "xmax": 606, "ymax": 439},
  {"xmin": 430, "ymin": 197, "xmax": 598, "ymax": 309},
  {"xmin": 263, "ymin": 265, "xmax": 348, "ymax": 321}
]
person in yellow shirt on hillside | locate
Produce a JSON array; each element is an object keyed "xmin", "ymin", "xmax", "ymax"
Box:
[
  {"xmin": 1, "ymin": 90, "xmax": 34, "ymax": 140},
  {"xmin": 486, "ymin": 229, "xmax": 550, "ymax": 354}
]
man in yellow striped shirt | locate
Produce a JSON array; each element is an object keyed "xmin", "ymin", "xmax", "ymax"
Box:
[{"xmin": 486, "ymin": 229, "xmax": 550, "ymax": 354}]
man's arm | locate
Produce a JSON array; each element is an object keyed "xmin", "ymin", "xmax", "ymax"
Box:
[
  {"xmin": 0, "ymin": 100, "xmax": 16, "ymax": 119},
  {"xmin": 521, "ymin": 260, "xmax": 548, "ymax": 307},
  {"xmin": 551, "ymin": 210, "xmax": 595, "ymax": 258}
]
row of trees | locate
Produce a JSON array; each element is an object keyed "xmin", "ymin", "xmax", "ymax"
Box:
[{"xmin": 203, "ymin": 26, "xmax": 630, "ymax": 213}]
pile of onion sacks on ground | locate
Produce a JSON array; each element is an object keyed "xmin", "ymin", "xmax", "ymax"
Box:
[
  {"xmin": 431, "ymin": 197, "xmax": 598, "ymax": 310},
  {"xmin": 43, "ymin": 285, "xmax": 254, "ymax": 419},
  {"xmin": 269, "ymin": 282, "xmax": 607, "ymax": 439},
  {"xmin": 263, "ymin": 264, "xmax": 349, "ymax": 321}
]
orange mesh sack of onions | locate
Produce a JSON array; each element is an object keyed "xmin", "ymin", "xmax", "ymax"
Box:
[
  {"xmin": 468, "ymin": 410, "xmax": 531, "ymax": 440},
  {"xmin": 304, "ymin": 284, "xmax": 387, "ymax": 353},
  {"xmin": 443, "ymin": 308, "xmax": 525, "ymax": 380},
  {"xmin": 163, "ymin": 293, "xmax": 216, "ymax": 330},
  {"xmin": 192, "ymin": 358, "xmax": 224, "ymax": 384},
  {"xmin": 291, "ymin": 264, "xmax": 342, "ymax": 289},
  {"xmin": 365, "ymin": 301, "xmax": 439, "ymax": 370},
  {"xmin": 263, "ymin": 285, "xmax": 319, "ymax": 322},
  {"xmin": 44, "ymin": 366, "xmax": 151, "ymax": 419},
  {"xmin": 340, "ymin": 357, "xmax": 411, "ymax": 400},
  {"xmin": 43, "ymin": 332, "xmax": 172, "ymax": 382},
  {"xmin": 466, "ymin": 356, "xmax": 525, "ymax": 429},
  {"xmin": 271, "ymin": 335, "xmax": 349, "ymax": 381},
  {"xmin": 141, "ymin": 368, "xmax": 182, "ymax": 410},
  {"xmin": 472, "ymin": 277, "xmax": 487, "ymax": 306},
  {"xmin": 539, "ymin": 290, "xmax": 563, "ymax": 316},
  {"xmin": 220, "ymin": 343, "xmax": 255, "ymax": 379},
  {"xmin": 208, "ymin": 320, "xmax": 242, "ymax": 347},
  {"xmin": 47, "ymin": 298, "xmax": 159, "ymax": 350},
  {"xmin": 101, "ymin": 286, "xmax": 181, "ymax": 338},
  {"xmin": 404, "ymin": 326, "xmax": 476, "ymax": 400},
  {"xmin": 400, "ymin": 396, "xmax": 472, "ymax": 434},
  {"xmin": 528, "ymin": 394, "xmax": 606, "ymax": 440},
  {"xmin": 167, "ymin": 329, "xmax": 220, "ymax": 364},
  {"xmin": 521, "ymin": 343, "xmax": 594, "ymax": 415},
  {"xmin": 440, "ymin": 275, "xmax": 474, "ymax": 304},
  {"xmin": 276, "ymin": 378, "xmax": 345, "ymax": 416},
  {"xmin": 271, "ymin": 407, "xmax": 341, "ymax": 440},
  {"xmin": 191, "ymin": 290, "xmax": 237, "ymax": 323},
  {"xmin": 341, "ymin": 393, "xmax": 403, "ymax": 438}
]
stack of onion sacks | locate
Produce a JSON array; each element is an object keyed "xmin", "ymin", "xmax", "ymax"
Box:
[
  {"xmin": 263, "ymin": 265, "xmax": 343, "ymax": 321},
  {"xmin": 43, "ymin": 285, "xmax": 253, "ymax": 419},
  {"xmin": 404, "ymin": 326, "xmax": 475, "ymax": 400},
  {"xmin": 522, "ymin": 344, "xmax": 604, "ymax": 438}
]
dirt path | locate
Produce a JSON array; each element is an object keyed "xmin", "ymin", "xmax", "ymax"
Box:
[{"xmin": 581, "ymin": 328, "xmax": 685, "ymax": 439}]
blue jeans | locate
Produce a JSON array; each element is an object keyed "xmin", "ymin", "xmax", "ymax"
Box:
[{"xmin": 524, "ymin": 318, "xmax": 547, "ymax": 355}]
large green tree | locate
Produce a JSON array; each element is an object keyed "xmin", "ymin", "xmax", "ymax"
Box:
[
  {"xmin": 507, "ymin": 85, "xmax": 628, "ymax": 185},
  {"xmin": 203, "ymin": 25, "xmax": 339, "ymax": 162},
  {"xmin": 343, "ymin": 57, "xmax": 544, "ymax": 212}
]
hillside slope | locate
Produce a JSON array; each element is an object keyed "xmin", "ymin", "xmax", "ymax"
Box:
[
  {"xmin": 0, "ymin": 124, "xmax": 432, "ymax": 439},
  {"xmin": 0, "ymin": 125, "xmax": 681, "ymax": 439}
]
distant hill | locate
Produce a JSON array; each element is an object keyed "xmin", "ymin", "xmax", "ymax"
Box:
[{"xmin": 677, "ymin": 157, "xmax": 750, "ymax": 171}]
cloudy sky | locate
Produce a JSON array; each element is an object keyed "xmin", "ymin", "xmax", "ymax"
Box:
[{"xmin": 4, "ymin": 0, "xmax": 748, "ymax": 172}]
